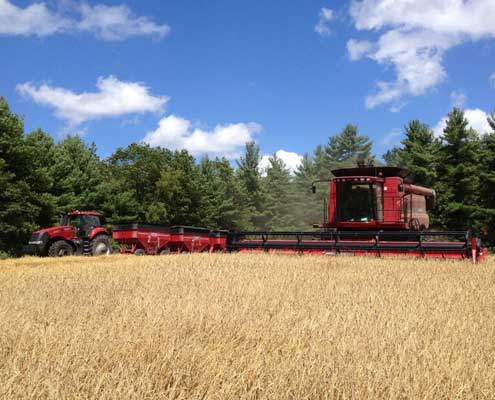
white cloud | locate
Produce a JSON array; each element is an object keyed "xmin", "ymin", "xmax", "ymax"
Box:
[
  {"xmin": 0, "ymin": 0, "xmax": 169, "ymax": 40},
  {"xmin": 77, "ymin": 3, "xmax": 169, "ymax": 41},
  {"xmin": 347, "ymin": 0, "xmax": 495, "ymax": 109},
  {"xmin": 433, "ymin": 108, "xmax": 491, "ymax": 137},
  {"xmin": 450, "ymin": 91, "xmax": 467, "ymax": 108},
  {"xmin": 0, "ymin": 0, "xmax": 70, "ymax": 35},
  {"xmin": 17, "ymin": 76, "xmax": 167, "ymax": 126},
  {"xmin": 143, "ymin": 115, "xmax": 262, "ymax": 159},
  {"xmin": 380, "ymin": 129, "xmax": 401, "ymax": 146},
  {"xmin": 346, "ymin": 39, "xmax": 374, "ymax": 61},
  {"xmin": 490, "ymin": 73, "xmax": 495, "ymax": 88},
  {"xmin": 259, "ymin": 150, "xmax": 303, "ymax": 175},
  {"xmin": 314, "ymin": 7, "xmax": 334, "ymax": 36},
  {"xmin": 350, "ymin": 0, "xmax": 495, "ymax": 36}
]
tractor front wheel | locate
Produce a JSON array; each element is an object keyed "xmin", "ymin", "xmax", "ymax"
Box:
[
  {"xmin": 48, "ymin": 240, "xmax": 74, "ymax": 257},
  {"xmin": 91, "ymin": 235, "xmax": 112, "ymax": 256}
]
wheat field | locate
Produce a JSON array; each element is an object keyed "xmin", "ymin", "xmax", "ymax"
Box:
[{"xmin": 0, "ymin": 254, "xmax": 494, "ymax": 399}]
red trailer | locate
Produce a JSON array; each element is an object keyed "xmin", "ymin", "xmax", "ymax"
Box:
[{"xmin": 112, "ymin": 224, "xmax": 227, "ymax": 255}]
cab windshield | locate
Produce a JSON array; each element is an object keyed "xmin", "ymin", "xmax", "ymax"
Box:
[
  {"xmin": 67, "ymin": 215, "xmax": 101, "ymax": 229},
  {"xmin": 337, "ymin": 182, "xmax": 376, "ymax": 222}
]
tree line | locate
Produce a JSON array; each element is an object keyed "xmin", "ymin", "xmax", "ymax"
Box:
[{"xmin": 1, "ymin": 97, "xmax": 494, "ymax": 255}]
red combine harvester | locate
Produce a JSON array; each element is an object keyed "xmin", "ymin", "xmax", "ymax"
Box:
[
  {"xmin": 229, "ymin": 166, "xmax": 487, "ymax": 262},
  {"xmin": 23, "ymin": 211, "xmax": 112, "ymax": 256}
]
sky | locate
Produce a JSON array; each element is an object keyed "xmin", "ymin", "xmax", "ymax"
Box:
[{"xmin": 1, "ymin": 0, "xmax": 494, "ymax": 172}]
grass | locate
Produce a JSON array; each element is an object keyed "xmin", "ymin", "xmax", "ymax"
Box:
[{"xmin": 0, "ymin": 253, "xmax": 494, "ymax": 399}]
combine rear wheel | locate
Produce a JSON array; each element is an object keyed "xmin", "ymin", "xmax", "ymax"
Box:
[
  {"xmin": 48, "ymin": 240, "xmax": 74, "ymax": 257},
  {"xmin": 134, "ymin": 249, "xmax": 146, "ymax": 256},
  {"xmin": 91, "ymin": 235, "xmax": 112, "ymax": 256}
]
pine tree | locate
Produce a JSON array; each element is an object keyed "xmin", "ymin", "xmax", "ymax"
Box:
[
  {"xmin": 261, "ymin": 155, "xmax": 297, "ymax": 230},
  {"xmin": 24, "ymin": 129, "xmax": 57, "ymax": 227},
  {"xmin": 200, "ymin": 157, "xmax": 251, "ymax": 230},
  {"xmin": 477, "ymin": 112, "xmax": 495, "ymax": 242},
  {"xmin": 488, "ymin": 111, "xmax": 495, "ymax": 132},
  {"xmin": 236, "ymin": 141, "xmax": 265, "ymax": 228},
  {"xmin": 155, "ymin": 150, "xmax": 206, "ymax": 226},
  {"xmin": 293, "ymin": 154, "xmax": 326, "ymax": 228},
  {"xmin": 313, "ymin": 145, "xmax": 331, "ymax": 179},
  {"xmin": 384, "ymin": 120, "xmax": 439, "ymax": 187},
  {"xmin": 435, "ymin": 108, "xmax": 480, "ymax": 229},
  {"xmin": 325, "ymin": 124, "xmax": 373, "ymax": 166},
  {"xmin": 383, "ymin": 147, "xmax": 404, "ymax": 167}
]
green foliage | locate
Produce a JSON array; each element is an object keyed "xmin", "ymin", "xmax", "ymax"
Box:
[
  {"xmin": 154, "ymin": 150, "xmax": 206, "ymax": 226},
  {"xmin": 476, "ymin": 115, "xmax": 495, "ymax": 239},
  {"xmin": 325, "ymin": 124, "xmax": 373, "ymax": 165},
  {"xmin": 200, "ymin": 157, "xmax": 252, "ymax": 230},
  {"xmin": 384, "ymin": 120, "xmax": 439, "ymax": 187},
  {"xmin": 50, "ymin": 135, "xmax": 105, "ymax": 212},
  {"xmin": 236, "ymin": 141, "xmax": 266, "ymax": 228},
  {"xmin": 0, "ymin": 98, "xmax": 52, "ymax": 255},
  {"xmin": 435, "ymin": 108, "xmax": 481, "ymax": 229},
  {"xmin": 260, "ymin": 155, "xmax": 298, "ymax": 230},
  {"xmin": 293, "ymin": 154, "xmax": 326, "ymax": 228},
  {"xmin": 488, "ymin": 111, "xmax": 495, "ymax": 132}
]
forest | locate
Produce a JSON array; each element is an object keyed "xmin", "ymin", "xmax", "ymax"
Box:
[{"xmin": 1, "ymin": 96, "xmax": 495, "ymax": 255}]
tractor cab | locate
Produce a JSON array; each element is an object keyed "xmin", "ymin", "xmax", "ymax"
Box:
[{"xmin": 61, "ymin": 211, "xmax": 105, "ymax": 237}]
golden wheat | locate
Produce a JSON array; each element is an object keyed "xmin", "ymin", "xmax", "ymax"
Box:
[{"xmin": 0, "ymin": 254, "xmax": 494, "ymax": 399}]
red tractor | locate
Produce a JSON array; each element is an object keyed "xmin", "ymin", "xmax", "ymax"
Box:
[{"xmin": 23, "ymin": 211, "xmax": 112, "ymax": 257}]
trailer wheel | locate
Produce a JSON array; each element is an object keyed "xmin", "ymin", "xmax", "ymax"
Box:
[
  {"xmin": 159, "ymin": 248, "xmax": 170, "ymax": 255},
  {"xmin": 134, "ymin": 249, "xmax": 146, "ymax": 256},
  {"xmin": 91, "ymin": 235, "xmax": 112, "ymax": 256},
  {"xmin": 48, "ymin": 240, "xmax": 74, "ymax": 257}
]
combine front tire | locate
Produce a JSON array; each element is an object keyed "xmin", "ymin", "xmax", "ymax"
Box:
[
  {"xmin": 91, "ymin": 235, "xmax": 112, "ymax": 256},
  {"xmin": 48, "ymin": 240, "xmax": 74, "ymax": 257}
]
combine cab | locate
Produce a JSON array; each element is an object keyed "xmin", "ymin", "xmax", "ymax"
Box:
[
  {"xmin": 23, "ymin": 211, "xmax": 112, "ymax": 257},
  {"xmin": 324, "ymin": 166, "xmax": 434, "ymax": 231}
]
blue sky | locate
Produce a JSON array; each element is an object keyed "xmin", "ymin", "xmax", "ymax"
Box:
[{"xmin": 1, "ymin": 0, "xmax": 494, "ymax": 170}]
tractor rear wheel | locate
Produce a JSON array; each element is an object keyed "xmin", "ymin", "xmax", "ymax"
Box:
[
  {"xmin": 48, "ymin": 240, "xmax": 74, "ymax": 257},
  {"xmin": 91, "ymin": 235, "xmax": 112, "ymax": 256}
]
